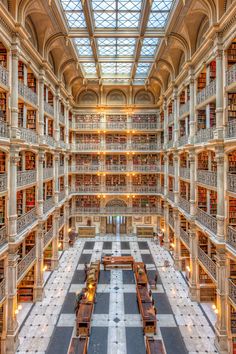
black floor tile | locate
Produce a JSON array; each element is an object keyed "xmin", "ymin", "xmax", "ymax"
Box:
[
  {"xmin": 61, "ymin": 293, "xmax": 76, "ymax": 314},
  {"xmin": 126, "ymin": 327, "xmax": 146, "ymax": 354},
  {"xmin": 122, "ymin": 270, "xmax": 135, "ymax": 284},
  {"xmin": 138, "ymin": 241, "xmax": 149, "ymax": 249},
  {"xmin": 79, "ymin": 253, "xmax": 92, "ymax": 264},
  {"xmin": 99, "ymin": 270, "xmax": 111, "ymax": 284},
  {"xmin": 141, "ymin": 253, "xmax": 154, "ymax": 264},
  {"xmin": 103, "ymin": 241, "xmax": 112, "ymax": 250},
  {"xmin": 121, "ymin": 253, "xmax": 131, "ymax": 257},
  {"xmin": 124, "ymin": 293, "xmax": 139, "ymax": 314},
  {"xmin": 71, "ymin": 270, "xmax": 86, "ymax": 284},
  {"xmin": 94, "ymin": 293, "xmax": 110, "ymax": 314},
  {"xmin": 120, "ymin": 241, "xmax": 130, "ymax": 250},
  {"xmin": 152, "ymin": 293, "xmax": 173, "ymax": 314},
  {"xmin": 88, "ymin": 327, "xmax": 108, "ymax": 354},
  {"xmin": 161, "ymin": 327, "xmax": 188, "ymax": 354},
  {"xmin": 84, "ymin": 241, "xmax": 95, "ymax": 249},
  {"xmin": 46, "ymin": 327, "xmax": 73, "ymax": 354}
]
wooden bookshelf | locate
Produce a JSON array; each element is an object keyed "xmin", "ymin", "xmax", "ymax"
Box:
[
  {"xmin": 75, "ymin": 174, "xmax": 100, "ymax": 187},
  {"xmin": 105, "ymin": 174, "xmax": 126, "ymax": 187},
  {"xmin": 76, "ymin": 154, "xmax": 100, "ymax": 166},
  {"xmin": 132, "ymin": 133, "xmax": 157, "ymax": 144},
  {"xmin": 105, "ymin": 134, "xmax": 127, "ymax": 144},
  {"xmin": 0, "ymin": 197, "xmax": 4, "ymax": 227},
  {"xmin": 76, "ymin": 133, "xmax": 100, "ymax": 144},
  {"xmin": 180, "ymin": 90, "xmax": 185, "ymax": 105},
  {"xmin": 17, "ymin": 191, "xmax": 23, "ymax": 216},
  {"xmin": 27, "ymin": 72, "xmax": 37, "ymax": 92},
  {"xmin": 197, "ymin": 110, "xmax": 206, "ymax": 130},
  {"xmin": 132, "ymin": 196, "xmax": 157, "ymax": 208},
  {"xmin": 18, "ymin": 267, "xmax": 35, "ymax": 302},
  {"xmin": 229, "ymin": 197, "xmax": 236, "ymax": 226},
  {"xmin": 198, "ymin": 72, "xmax": 206, "ymax": 91},
  {"xmin": 227, "ymin": 39, "xmax": 236, "ymax": 68},
  {"xmin": 209, "ymin": 102, "xmax": 216, "ymax": 127},
  {"xmin": 137, "ymin": 226, "xmax": 153, "ymax": 238},
  {"xmin": 25, "ymin": 152, "xmax": 36, "ymax": 170},
  {"xmin": 18, "ymin": 103, "xmax": 24, "ymax": 127},
  {"xmin": 210, "ymin": 190, "xmax": 217, "ymax": 216},
  {"xmin": 131, "ymin": 114, "xmax": 157, "ymax": 123},
  {"xmin": 132, "ymin": 174, "xmax": 157, "ymax": 186},
  {"xmin": 75, "ymin": 196, "xmax": 100, "ymax": 208},
  {"xmin": 106, "ymin": 154, "xmax": 126, "ymax": 165},
  {"xmin": 228, "ymin": 93, "xmax": 236, "ymax": 123},
  {"xmin": 0, "ymin": 92, "xmax": 7, "ymax": 122},
  {"xmin": 0, "ymin": 151, "xmax": 6, "ymax": 173},
  {"xmin": 75, "ymin": 114, "xmax": 101, "ymax": 123},
  {"xmin": 44, "ymin": 244, "xmax": 52, "ymax": 270},
  {"xmin": 199, "ymin": 284, "xmax": 216, "ymax": 302},
  {"xmin": 198, "ymin": 187, "xmax": 207, "ymax": 211},
  {"xmin": 18, "ymin": 61, "xmax": 25, "ymax": 82},
  {"xmin": 231, "ymin": 305, "xmax": 236, "ymax": 335},
  {"xmin": 48, "ymin": 119, "xmax": 53, "ymax": 137},
  {"xmin": 27, "ymin": 110, "xmax": 36, "ymax": 130},
  {"xmin": 0, "ymin": 42, "xmax": 7, "ymax": 68},
  {"xmin": 132, "ymin": 154, "xmax": 158, "ymax": 165},
  {"xmin": 209, "ymin": 60, "xmax": 216, "ymax": 82},
  {"xmin": 26, "ymin": 187, "xmax": 35, "ymax": 212},
  {"xmin": 48, "ymin": 91, "xmax": 54, "ymax": 107}
]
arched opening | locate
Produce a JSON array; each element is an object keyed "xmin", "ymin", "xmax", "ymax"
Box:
[{"xmin": 105, "ymin": 199, "xmax": 128, "ymax": 235}]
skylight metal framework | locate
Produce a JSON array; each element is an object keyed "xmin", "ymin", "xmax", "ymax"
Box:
[{"xmin": 60, "ymin": 0, "xmax": 175, "ymax": 84}]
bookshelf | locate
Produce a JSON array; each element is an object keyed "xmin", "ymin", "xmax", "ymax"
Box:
[
  {"xmin": 25, "ymin": 232, "xmax": 35, "ymax": 253},
  {"xmin": 0, "ymin": 151, "xmax": 6, "ymax": 173},
  {"xmin": 75, "ymin": 174, "xmax": 100, "ymax": 187},
  {"xmin": 132, "ymin": 133, "xmax": 157, "ymax": 144},
  {"xmin": 48, "ymin": 91, "xmax": 54, "ymax": 107},
  {"xmin": 132, "ymin": 174, "xmax": 157, "ymax": 186},
  {"xmin": 75, "ymin": 114, "xmax": 101, "ymax": 123},
  {"xmin": 18, "ymin": 61, "xmax": 24, "ymax": 82},
  {"xmin": 27, "ymin": 72, "xmax": 36, "ymax": 92},
  {"xmin": 27, "ymin": 110, "xmax": 36, "ymax": 130},
  {"xmin": 210, "ymin": 102, "xmax": 216, "ymax": 127},
  {"xmin": 231, "ymin": 306, "xmax": 236, "ymax": 335},
  {"xmin": 44, "ymin": 181, "xmax": 53, "ymax": 199},
  {"xmin": 18, "ymin": 267, "xmax": 35, "ymax": 302},
  {"xmin": 198, "ymin": 187, "xmax": 207, "ymax": 211},
  {"xmin": 199, "ymin": 265, "xmax": 213, "ymax": 284},
  {"xmin": 227, "ymin": 39, "xmax": 236, "ymax": 67},
  {"xmin": 197, "ymin": 110, "xmax": 206, "ymax": 130},
  {"xmin": 105, "ymin": 174, "xmax": 126, "ymax": 187},
  {"xmin": 105, "ymin": 134, "xmax": 127, "ymax": 144},
  {"xmin": 168, "ymin": 102, "xmax": 173, "ymax": 115},
  {"xmin": 76, "ymin": 133, "xmax": 100, "ymax": 144},
  {"xmin": 199, "ymin": 232, "xmax": 208, "ymax": 253},
  {"xmin": 48, "ymin": 119, "xmax": 53, "ymax": 137},
  {"xmin": 25, "ymin": 152, "xmax": 36, "ymax": 170},
  {"xmin": 230, "ymin": 260, "xmax": 236, "ymax": 279},
  {"xmin": 131, "ymin": 114, "xmax": 157, "ymax": 123},
  {"xmin": 132, "ymin": 154, "xmax": 158, "ymax": 165},
  {"xmin": 210, "ymin": 190, "xmax": 217, "ymax": 216},
  {"xmin": 75, "ymin": 196, "xmax": 100, "ymax": 208},
  {"xmin": 0, "ymin": 260, "xmax": 4, "ymax": 283},
  {"xmin": 45, "ymin": 153, "xmax": 53, "ymax": 168},
  {"xmin": 132, "ymin": 196, "xmax": 157, "ymax": 208},
  {"xmin": 0, "ymin": 197, "xmax": 5, "ymax": 226},
  {"xmin": 44, "ymin": 244, "xmax": 52, "ymax": 270},
  {"xmin": 59, "ymin": 177, "xmax": 64, "ymax": 192},
  {"xmin": 76, "ymin": 154, "xmax": 100, "ymax": 166},
  {"xmin": 0, "ymin": 42, "xmax": 7, "ymax": 68},
  {"xmin": 17, "ymin": 191, "xmax": 23, "ymax": 216},
  {"xmin": 107, "ymin": 114, "xmax": 126, "ymax": 122},
  {"xmin": 198, "ymin": 72, "xmax": 206, "ymax": 91},
  {"xmin": 228, "ymin": 93, "xmax": 236, "ymax": 123},
  {"xmin": 18, "ymin": 103, "xmax": 24, "ymax": 127},
  {"xmin": 0, "ymin": 92, "xmax": 7, "ymax": 122},
  {"xmin": 179, "ymin": 119, "xmax": 186, "ymax": 137},
  {"xmin": 106, "ymin": 154, "xmax": 126, "ymax": 165},
  {"xmin": 180, "ymin": 90, "xmax": 185, "ymax": 105},
  {"xmin": 168, "ymin": 126, "xmax": 173, "ymax": 140},
  {"xmin": 209, "ymin": 61, "xmax": 216, "ymax": 82},
  {"xmin": 26, "ymin": 187, "xmax": 35, "ymax": 212},
  {"xmin": 60, "ymin": 127, "xmax": 64, "ymax": 141},
  {"xmin": 229, "ymin": 197, "xmax": 236, "ymax": 226}
]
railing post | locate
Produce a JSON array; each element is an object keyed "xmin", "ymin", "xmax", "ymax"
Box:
[
  {"xmin": 189, "ymin": 225, "xmax": 200, "ymax": 301},
  {"xmin": 9, "ymin": 147, "xmax": 20, "ymax": 243},
  {"xmin": 215, "ymin": 247, "xmax": 228, "ymax": 353},
  {"xmin": 214, "ymin": 47, "xmax": 224, "ymax": 140},
  {"xmin": 34, "ymin": 223, "xmax": 44, "ymax": 301},
  {"xmin": 216, "ymin": 146, "xmax": 225, "ymax": 241},
  {"xmin": 189, "ymin": 150, "xmax": 196, "ymax": 217},
  {"xmin": 189, "ymin": 68, "xmax": 195, "ymax": 144},
  {"xmin": 163, "ymin": 202, "xmax": 170, "ymax": 250},
  {"xmin": 10, "ymin": 38, "xmax": 19, "ymax": 139},
  {"xmin": 173, "ymin": 210, "xmax": 181, "ymax": 270},
  {"xmin": 51, "ymin": 212, "xmax": 59, "ymax": 270}
]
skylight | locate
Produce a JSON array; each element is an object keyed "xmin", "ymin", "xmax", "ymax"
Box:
[{"xmin": 59, "ymin": 0, "xmax": 175, "ymax": 84}]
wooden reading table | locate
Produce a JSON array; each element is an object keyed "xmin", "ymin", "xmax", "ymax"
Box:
[
  {"xmin": 136, "ymin": 285, "xmax": 151, "ymax": 307},
  {"xmin": 134, "ymin": 262, "xmax": 148, "ymax": 286},
  {"xmin": 76, "ymin": 303, "xmax": 93, "ymax": 337},
  {"xmin": 68, "ymin": 337, "xmax": 89, "ymax": 354},
  {"xmin": 146, "ymin": 337, "xmax": 166, "ymax": 354},
  {"xmin": 140, "ymin": 301, "xmax": 157, "ymax": 334},
  {"xmin": 103, "ymin": 256, "xmax": 134, "ymax": 270}
]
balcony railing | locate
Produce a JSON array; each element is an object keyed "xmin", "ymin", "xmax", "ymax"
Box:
[
  {"xmin": 58, "ymin": 166, "xmax": 64, "ymax": 176},
  {"xmin": 43, "ymin": 197, "xmax": 54, "ymax": 213},
  {"xmin": 44, "ymin": 101, "xmax": 54, "ymax": 117},
  {"xmin": 0, "ymin": 226, "xmax": 7, "ymax": 247},
  {"xmin": 0, "ymin": 121, "xmax": 9, "ymax": 139},
  {"xmin": 70, "ymin": 186, "xmax": 101, "ymax": 193},
  {"xmin": 228, "ymin": 173, "xmax": 236, "ymax": 194},
  {"xmin": 178, "ymin": 196, "xmax": 190, "ymax": 214},
  {"xmin": 17, "ymin": 246, "xmax": 36, "ymax": 281},
  {"xmin": 43, "ymin": 167, "xmax": 54, "ymax": 180},
  {"xmin": 226, "ymin": 63, "xmax": 236, "ymax": 87},
  {"xmin": 168, "ymin": 113, "xmax": 174, "ymax": 124},
  {"xmin": 197, "ymin": 170, "xmax": 217, "ymax": 187},
  {"xmin": 132, "ymin": 165, "xmax": 159, "ymax": 173},
  {"xmin": 169, "ymin": 215, "xmax": 174, "ymax": 229},
  {"xmin": 131, "ymin": 143, "xmax": 161, "ymax": 151},
  {"xmin": 18, "ymin": 82, "xmax": 38, "ymax": 106},
  {"xmin": 130, "ymin": 122, "xmax": 162, "ymax": 130},
  {"xmin": 196, "ymin": 79, "xmax": 216, "ymax": 105},
  {"xmin": 73, "ymin": 143, "xmax": 102, "ymax": 151},
  {"xmin": 228, "ymin": 279, "xmax": 236, "ymax": 306},
  {"xmin": 58, "ymin": 215, "xmax": 64, "ymax": 229},
  {"xmin": 69, "ymin": 165, "xmax": 100, "ymax": 173},
  {"xmin": 179, "ymin": 167, "xmax": 190, "ymax": 180},
  {"xmin": 17, "ymin": 207, "xmax": 37, "ymax": 234},
  {"xmin": 178, "ymin": 135, "xmax": 188, "ymax": 147},
  {"xmin": 105, "ymin": 165, "xmax": 128, "ymax": 172},
  {"xmin": 131, "ymin": 186, "xmax": 161, "ymax": 194},
  {"xmin": 196, "ymin": 208, "xmax": 217, "ymax": 234},
  {"xmin": 69, "ymin": 121, "xmax": 162, "ymax": 131},
  {"xmin": 44, "ymin": 135, "xmax": 56, "ymax": 147},
  {"xmin": 70, "ymin": 185, "xmax": 161, "ymax": 194},
  {"xmin": 70, "ymin": 122, "xmax": 101, "ymax": 130},
  {"xmin": 44, "ymin": 228, "xmax": 53, "ymax": 248},
  {"xmin": 0, "ymin": 174, "xmax": 7, "ymax": 192},
  {"xmin": 226, "ymin": 121, "xmax": 236, "ymax": 139},
  {"xmin": 59, "ymin": 113, "xmax": 65, "ymax": 125},
  {"xmin": 19, "ymin": 128, "xmax": 38, "ymax": 144},
  {"xmin": 227, "ymin": 225, "xmax": 236, "ymax": 249},
  {"xmin": 106, "ymin": 185, "xmax": 128, "ymax": 193},
  {"xmin": 168, "ymin": 191, "xmax": 175, "ymax": 202},
  {"xmin": 60, "ymin": 140, "xmax": 67, "ymax": 149},
  {"xmin": 17, "ymin": 170, "xmax": 36, "ymax": 188},
  {"xmin": 179, "ymin": 101, "xmax": 190, "ymax": 116},
  {"xmin": 58, "ymin": 191, "xmax": 65, "ymax": 202},
  {"xmin": 198, "ymin": 247, "xmax": 216, "ymax": 281},
  {"xmin": 0, "ymin": 279, "xmax": 6, "ymax": 303},
  {"xmin": 166, "ymin": 140, "xmax": 173, "ymax": 149},
  {"xmin": 72, "ymin": 206, "xmax": 163, "ymax": 215},
  {"xmin": 168, "ymin": 165, "xmax": 174, "ymax": 175},
  {"xmin": 106, "ymin": 121, "xmax": 127, "ymax": 130},
  {"xmin": 0, "ymin": 65, "xmax": 8, "ymax": 87},
  {"xmin": 180, "ymin": 228, "xmax": 190, "ymax": 247},
  {"xmin": 194, "ymin": 127, "xmax": 214, "ymax": 144}
]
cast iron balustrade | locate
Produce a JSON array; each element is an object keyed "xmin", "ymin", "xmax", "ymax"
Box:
[
  {"xmin": 0, "ymin": 121, "xmax": 9, "ymax": 138},
  {"xmin": 227, "ymin": 173, "xmax": 236, "ymax": 193},
  {"xmin": 105, "ymin": 164, "xmax": 128, "ymax": 172},
  {"xmin": 106, "ymin": 185, "xmax": 128, "ymax": 193},
  {"xmin": 160, "ymin": 165, "xmax": 165, "ymax": 173},
  {"xmin": 43, "ymin": 197, "xmax": 54, "ymax": 213},
  {"xmin": 72, "ymin": 206, "xmax": 163, "ymax": 216},
  {"xmin": 0, "ymin": 226, "xmax": 7, "ymax": 247},
  {"xmin": 130, "ymin": 122, "xmax": 162, "ymax": 130},
  {"xmin": 132, "ymin": 165, "xmax": 159, "ymax": 172},
  {"xmin": 179, "ymin": 167, "xmax": 190, "ymax": 179},
  {"xmin": 166, "ymin": 140, "xmax": 173, "ymax": 149},
  {"xmin": 178, "ymin": 196, "xmax": 190, "ymax": 214},
  {"xmin": 59, "ymin": 113, "xmax": 65, "ymax": 125},
  {"xmin": 18, "ymin": 81, "xmax": 38, "ymax": 106},
  {"xmin": 17, "ymin": 246, "xmax": 36, "ymax": 281},
  {"xmin": 60, "ymin": 141, "xmax": 67, "ymax": 149},
  {"xmin": 17, "ymin": 207, "xmax": 37, "ymax": 234},
  {"xmin": 197, "ymin": 170, "xmax": 217, "ymax": 187},
  {"xmin": 194, "ymin": 127, "xmax": 214, "ymax": 144},
  {"xmin": 58, "ymin": 215, "xmax": 64, "ymax": 229},
  {"xmin": 69, "ymin": 165, "xmax": 100, "ymax": 173},
  {"xmin": 168, "ymin": 113, "xmax": 174, "ymax": 124},
  {"xmin": 58, "ymin": 166, "xmax": 64, "ymax": 176},
  {"xmin": 43, "ymin": 167, "xmax": 54, "ymax": 180},
  {"xmin": 178, "ymin": 135, "xmax": 188, "ymax": 147},
  {"xmin": 105, "ymin": 143, "xmax": 128, "ymax": 151},
  {"xmin": 58, "ymin": 191, "xmax": 65, "ymax": 202},
  {"xmin": 0, "ymin": 279, "xmax": 6, "ymax": 303},
  {"xmin": 0, "ymin": 65, "xmax": 8, "ymax": 87},
  {"xmin": 44, "ymin": 101, "xmax": 54, "ymax": 116},
  {"xmin": 226, "ymin": 63, "xmax": 236, "ymax": 87},
  {"xmin": 180, "ymin": 228, "xmax": 190, "ymax": 248},
  {"xmin": 229, "ymin": 279, "xmax": 236, "ymax": 306},
  {"xmin": 131, "ymin": 143, "xmax": 159, "ymax": 151},
  {"xmin": 19, "ymin": 128, "xmax": 38, "ymax": 144},
  {"xmin": 227, "ymin": 225, "xmax": 236, "ymax": 249},
  {"xmin": 168, "ymin": 191, "xmax": 175, "ymax": 202},
  {"xmin": 198, "ymin": 246, "xmax": 216, "ymax": 280},
  {"xmin": 106, "ymin": 121, "xmax": 127, "ymax": 130},
  {"xmin": 44, "ymin": 135, "xmax": 56, "ymax": 147},
  {"xmin": 131, "ymin": 186, "xmax": 161, "ymax": 194},
  {"xmin": 168, "ymin": 165, "xmax": 174, "ymax": 175},
  {"xmin": 75, "ymin": 143, "xmax": 101, "ymax": 151},
  {"xmin": 227, "ymin": 121, "xmax": 236, "ymax": 138},
  {"xmin": 179, "ymin": 101, "xmax": 190, "ymax": 116},
  {"xmin": 17, "ymin": 170, "xmax": 36, "ymax": 187},
  {"xmin": 0, "ymin": 174, "xmax": 7, "ymax": 192},
  {"xmin": 44, "ymin": 228, "xmax": 53, "ymax": 248},
  {"xmin": 71, "ymin": 186, "xmax": 101, "ymax": 193},
  {"xmin": 196, "ymin": 207, "xmax": 217, "ymax": 234},
  {"xmin": 169, "ymin": 215, "xmax": 174, "ymax": 228},
  {"xmin": 70, "ymin": 122, "xmax": 101, "ymax": 130},
  {"xmin": 196, "ymin": 79, "xmax": 216, "ymax": 105}
]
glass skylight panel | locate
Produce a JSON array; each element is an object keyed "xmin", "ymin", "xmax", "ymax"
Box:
[
  {"xmin": 135, "ymin": 63, "xmax": 151, "ymax": 77},
  {"xmin": 74, "ymin": 39, "xmax": 93, "ymax": 56},
  {"xmin": 147, "ymin": 0, "xmax": 174, "ymax": 28},
  {"xmin": 97, "ymin": 38, "xmax": 136, "ymax": 57},
  {"xmin": 60, "ymin": 0, "xmax": 86, "ymax": 28},
  {"xmin": 81, "ymin": 63, "xmax": 97, "ymax": 77},
  {"xmin": 91, "ymin": 0, "xmax": 143, "ymax": 28},
  {"xmin": 101, "ymin": 62, "xmax": 132, "ymax": 76},
  {"xmin": 140, "ymin": 38, "xmax": 160, "ymax": 57}
]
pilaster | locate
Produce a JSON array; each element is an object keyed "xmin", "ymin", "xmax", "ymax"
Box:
[
  {"xmin": 51, "ymin": 213, "xmax": 59, "ymax": 270},
  {"xmin": 9, "ymin": 147, "xmax": 20, "ymax": 242},
  {"xmin": 216, "ymin": 146, "xmax": 225, "ymax": 242},
  {"xmin": 173, "ymin": 210, "xmax": 181, "ymax": 270},
  {"xmin": 189, "ymin": 225, "xmax": 200, "ymax": 301},
  {"xmin": 34, "ymin": 223, "xmax": 44, "ymax": 301},
  {"xmin": 10, "ymin": 38, "xmax": 20, "ymax": 139}
]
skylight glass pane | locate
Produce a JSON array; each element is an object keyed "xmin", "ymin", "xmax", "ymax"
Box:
[
  {"xmin": 60, "ymin": 0, "xmax": 86, "ymax": 28},
  {"xmin": 97, "ymin": 38, "xmax": 136, "ymax": 57},
  {"xmin": 135, "ymin": 63, "xmax": 151, "ymax": 78},
  {"xmin": 74, "ymin": 38, "xmax": 93, "ymax": 56},
  {"xmin": 152, "ymin": 0, "xmax": 173, "ymax": 11},
  {"xmin": 61, "ymin": 0, "xmax": 82, "ymax": 10},
  {"xmin": 140, "ymin": 38, "xmax": 160, "ymax": 57},
  {"xmin": 147, "ymin": 0, "xmax": 174, "ymax": 28},
  {"xmin": 101, "ymin": 62, "xmax": 132, "ymax": 76},
  {"xmin": 81, "ymin": 63, "xmax": 97, "ymax": 77}
]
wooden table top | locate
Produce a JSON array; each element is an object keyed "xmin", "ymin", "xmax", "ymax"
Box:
[
  {"xmin": 103, "ymin": 256, "xmax": 134, "ymax": 263},
  {"xmin": 68, "ymin": 337, "xmax": 88, "ymax": 354},
  {"xmin": 146, "ymin": 338, "xmax": 165, "ymax": 354},
  {"xmin": 141, "ymin": 302, "xmax": 156, "ymax": 320},
  {"xmin": 77, "ymin": 303, "xmax": 93, "ymax": 322},
  {"xmin": 137, "ymin": 285, "xmax": 151, "ymax": 303}
]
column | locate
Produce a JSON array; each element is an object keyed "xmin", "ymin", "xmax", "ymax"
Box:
[
  {"xmin": 173, "ymin": 87, "xmax": 179, "ymax": 146},
  {"xmin": 10, "ymin": 39, "xmax": 19, "ymax": 139},
  {"xmin": 54, "ymin": 153, "xmax": 59, "ymax": 204},
  {"xmin": 65, "ymin": 101, "xmax": 69, "ymax": 145},
  {"xmin": 215, "ymin": 247, "xmax": 228, "ymax": 353},
  {"xmin": 189, "ymin": 67, "xmax": 195, "ymax": 144},
  {"xmin": 189, "ymin": 149, "xmax": 196, "ymax": 217},
  {"xmin": 173, "ymin": 210, "xmax": 181, "ymax": 270},
  {"xmin": 215, "ymin": 48, "xmax": 224, "ymax": 140},
  {"xmin": 174, "ymin": 152, "xmax": 179, "ymax": 205},
  {"xmin": 54, "ymin": 86, "xmax": 60, "ymax": 143},
  {"xmin": 6, "ymin": 252, "xmax": 19, "ymax": 353},
  {"xmin": 163, "ymin": 153, "xmax": 168, "ymax": 196},
  {"xmin": 163, "ymin": 202, "xmax": 170, "ymax": 249},
  {"xmin": 9, "ymin": 147, "xmax": 19, "ymax": 243},
  {"xmin": 216, "ymin": 146, "xmax": 225, "ymax": 241},
  {"xmin": 38, "ymin": 70, "xmax": 45, "ymax": 137},
  {"xmin": 51, "ymin": 213, "xmax": 59, "ymax": 270},
  {"xmin": 37, "ymin": 150, "xmax": 45, "ymax": 217},
  {"xmin": 188, "ymin": 225, "xmax": 199, "ymax": 301},
  {"xmin": 64, "ymin": 155, "xmax": 69, "ymax": 198},
  {"xmin": 34, "ymin": 223, "xmax": 44, "ymax": 301},
  {"xmin": 63, "ymin": 202, "xmax": 70, "ymax": 250},
  {"xmin": 100, "ymin": 217, "xmax": 106, "ymax": 235},
  {"xmin": 163, "ymin": 99, "xmax": 168, "ymax": 148}
]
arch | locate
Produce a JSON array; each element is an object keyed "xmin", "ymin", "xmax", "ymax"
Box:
[
  {"xmin": 178, "ymin": 51, "xmax": 185, "ymax": 75},
  {"xmin": 59, "ymin": 59, "xmax": 76, "ymax": 80},
  {"xmin": 18, "ymin": 0, "xmax": 32, "ymax": 25},
  {"xmin": 106, "ymin": 199, "xmax": 127, "ymax": 208},
  {"xmin": 168, "ymin": 32, "xmax": 190, "ymax": 61},
  {"xmin": 78, "ymin": 90, "xmax": 98, "ymax": 105},
  {"xmin": 106, "ymin": 89, "xmax": 127, "ymax": 105},
  {"xmin": 199, "ymin": 0, "xmax": 217, "ymax": 24},
  {"xmin": 134, "ymin": 90, "xmax": 155, "ymax": 105},
  {"xmin": 157, "ymin": 59, "xmax": 175, "ymax": 81},
  {"xmin": 25, "ymin": 15, "xmax": 38, "ymax": 50},
  {"xmin": 196, "ymin": 16, "xmax": 210, "ymax": 50},
  {"xmin": 43, "ymin": 32, "xmax": 66, "ymax": 60}
]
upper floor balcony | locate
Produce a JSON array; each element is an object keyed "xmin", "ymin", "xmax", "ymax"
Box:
[
  {"xmin": 70, "ymin": 185, "xmax": 162, "ymax": 194},
  {"xmin": 0, "ymin": 122, "xmax": 9, "ymax": 139},
  {"xmin": 41, "ymin": 135, "xmax": 56, "ymax": 148},
  {"xmin": 72, "ymin": 206, "xmax": 163, "ymax": 216},
  {"xmin": 196, "ymin": 79, "xmax": 216, "ymax": 106},
  {"xmin": 17, "ymin": 170, "xmax": 37, "ymax": 188},
  {"xmin": 69, "ymin": 121, "xmax": 162, "ymax": 132},
  {"xmin": 69, "ymin": 165, "xmax": 100, "ymax": 173},
  {"xmin": 179, "ymin": 167, "xmax": 190, "ymax": 180},
  {"xmin": 198, "ymin": 246, "xmax": 216, "ymax": 281},
  {"xmin": 179, "ymin": 101, "xmax": 190, "ymax": 117},
  {"xmin": 59, "ymin": 113, "xmax": 65, "ymax": 125},
  {"xmin": 178, "ymin": 135, "xmax": 188, "ymax": 147},
  {"xmin": 43, "ymin": 197, "xmax": 54, "ymax": 214},
  {"xmin": 44, "ymin": 227, "xmax": 54, "ymax": 249},
  {"xmin": 168, "ymin": 165, "xmax": 174, "ymax": 176},
  {"xmin": 194, "ymin": 127, "xmax": 214, "ymax": 144},
  {"xmin": 0, "ymin": 174, "xmax": 7, "ymax": 193},
  {"xmin": 196, "ymin": 207, "xmax": 217, "ymax": 234},
  {"xmin": 17, "ymin": 207, "xmax": 37, "ymax": 235},
  {"xmin": 178, "ymin": 196, "xmax": 190, "ymax": 214},
  {"xmin": 17, "ymin": 246, "xmax": 36, "ymax": 283},
  {"xmin": 227, "ymin": 225, "xmax": 236, "ymax": 250},
  {"xmin": 226, "ymin": 121, "xmax": 236, "ymax": 139},
  {"xmin": 168, "ymin": 113, "xmax": 174, "ymax": 125},
  {"xmin": 226, "ymin": 63, "xmax": 236, "ymax": 87},
  {"xmin": 197, "ymin": 170, "xmax": 217, "ymax": 188},
  {"xmin": 71, "ymin": 142, "xmax": 162, "ymax": 152},
  {"xmin": 228, "ymin": 279, "xmax": 236, "ymax": 307},
  {"xmin": 18, "ymin": 81, "xmax": 38, "ymax": 107},
  {"xmin": 179, "ymin": 227, "xmax": 190, "ymax": 248},
  {"xmin": 43, "ymin": 167, "xmax": 54, "ymax": 180},
  {"xmin": 19, "ymin": 127, "xmax": 38, "ymax": 145},
  {"xmin": 0, "ymin": 65, "xmax": 9, "ymax": 87},
  {"xmin": 0, "ymin": 226, "xmax": 7, "ymax": 249},
  {"xmin": 44, "ymin": 101, "xmax": 54, "ymax": 117},
  {"xmin": 0, "ymin": 279, "xmax": 6, "ymax": 304}
]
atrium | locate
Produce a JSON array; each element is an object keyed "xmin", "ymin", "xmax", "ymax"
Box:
[{"xmin": 0, "ymin": 0, "xmax": 235, "ymax": 353}]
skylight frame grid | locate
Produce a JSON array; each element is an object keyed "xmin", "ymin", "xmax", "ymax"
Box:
[
  {"xmin": 74, "ymin": 38, "xmax": 93, "ymax": 57},
  {"xmin": 97, "ymin": 38, "xmax": 136, "ymax": 58},
  {"xmin": 60, "ymin": 0, "xmax": 86, "ymax": 28},
  {"xmin": 147, "ymin": 0, "xmax": 174, "ymax": 28}
]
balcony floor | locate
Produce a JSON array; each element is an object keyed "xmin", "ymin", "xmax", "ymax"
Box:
[{"xmin": 17, "ymin": 235, "xmax": 218, "ymax": 354}]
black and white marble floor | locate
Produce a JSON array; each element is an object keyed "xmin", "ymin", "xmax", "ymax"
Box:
[{"xmin": 17, "ymin": 235, "xmax": 218, "ymax": 354}]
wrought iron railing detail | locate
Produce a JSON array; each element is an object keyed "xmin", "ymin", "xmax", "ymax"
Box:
[
  {"xmin": 58, "ymin": 191, "xmax": 66, "ymax": 202},
  {"xmin": 58, "ymin": 166, "xmax": 64, "ymax": 176},
  {"xmin": 196, "ymin": 207, "xmax": 217, "ymax": 234},
  {"xmin": 196, "ymin": 80, "xmax": 216, "ymax": 105},
  {"xmin": 17, "ymin": 208, "xmax": 37, "ymax": 234},
  {"xmin": 43, "ymin": 197, "xmax": 54, "ymax": 213},
  {"xmin": 18, "ymin": 81, "xmax": 38, "ymax": 106},
  {"xmin": 58, "ymin": 215, "xmax": 64, "ymax": 229},
  {"xmin": 17, "ymin": 170, "xmax": 36, "ymax": 187},
  {"xmin": 227, "ymin": 173, "xmax": 236, "ymax": 193},
  {"xmin": 227, "ymin": 121, "xmax": 236, "ymax": 138},
  {"xmin": 43, "ymin": 167, "xmax": 54, "ymax": 180},
  {"xmin": 59, "ymin": 113, "xmax": 65, "ymax": 125},
  {"xmin": 229, "ymin": 279, "xmax": 236, "ymax": 306},
  {"xmin": 178, "ymin": 135, "xmax": 188, "ymax": 147},
  {"xmin": 44, "ymin": 101, "xmax": 54, "ymax": 116},
  {"xmin": 197, "ymin": 170, "xmax": 217, "ymax": 187},
  {"xmin": 168, "ymin": 165, "xmax": 174, "ymax": 175},
  {"xmin": 0, "ymin": 121, "xmax": 9, "ymax": 138},
  {"xmin": 198, "ymin": 247, "xmax": 216, "ymax": 281},
  {"xmin": 72, "ymin": 206, "xmax": 163, "ymax": 215},
  {"xmin": 44, "ymin": 228, "xmax": 53, "ymax": 248},
  {"xmin": 0, "ymin": 279, "xmax": 6, "ymax": 302},
  {"xmin": 179, "ymin": 167, "xmax": 190, "ymax": 179},
  {"xmin": 179, "ymin": 101, "xmax": 190, "ymax": 116},
  {"xmin": 226, "ymin": 63, "xmax": 236, "ymax": 87},
  {"xmin": 180, "ymin": 228, "xmax": 190, "ymax": 247},
  {"xmin": 0, "ymin": 174, "xmax": 7, "ymax": 192},
  {"xmin": 0, "ymin": 65, "xmax": 8, "ymax": 87},
  {"xmin": 19, "ymin": 128, "xmax": 38, "ymax": 144},
  {"xmin": 195, "ymin": 127, "xmax": 214, "ymax": 144},
  {"xmin": 0, "ymin": 226, "xmax": 7, "ymax": 247},
  {"xmin": 169, "ymin": 215, "xmax": 174, "ymax": 229},
  {"xmin": 178, "ymin": 196, "xmax": 190, "ymax": 214},
  {"xmin": 227, "ymin": 225, "xmax": 236, "ymax": 249},
  {"xmin": 17, "ymin": 246, "xmax": 36, "ymax": 281}
]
